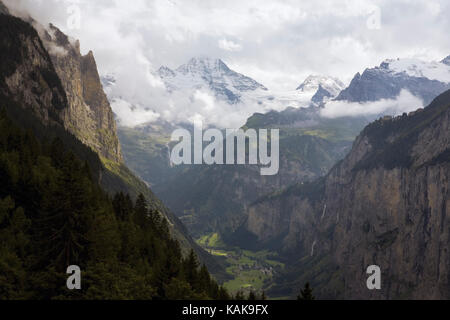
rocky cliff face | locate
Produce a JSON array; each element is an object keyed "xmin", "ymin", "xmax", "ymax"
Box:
[
  {"xmin": 0, "ymin": 1, "xmax": 8, "ymax": 14},
  {"xmin": 246, "ymin": 90, "xmax": 450, "ymax": 299},
  {"xmin": 1, "ymin": 7, "xmax": 121, "ymax": 163},
  {"xmin": 155, "ymin": 126, "xmax": 352, "ymax": 238},
  {"xmin": 0, "ymin": 13, "xmax": 67, "ymax": 125},
  {"xmin": 40, "ymin": 24, "xmax": 122, "ymax": 163}
]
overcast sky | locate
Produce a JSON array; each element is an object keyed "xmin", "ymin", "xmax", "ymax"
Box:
[
  {"xmin": 6, "ymin": 0, "xmax": 450, "ymax": 88},
  {"xmin": 5, "ymin": 0, "xmax": 450, "ymax": 126}
]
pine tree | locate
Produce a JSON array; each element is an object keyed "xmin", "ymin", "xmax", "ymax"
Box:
[
  {"xmin": 297, "ymin": 282, "xmax": 315, "ymax": 300},
  {"xmin": 235, "ymin": 290, "xmax": 245, "ymax": 300},
  {"xmin": 183, "ymin": 249, "xmax": 200, "ymax": 291},
  {"xmin": 261, "ymin": 291, "xmax": 267, "ymax": 300},
  {"xmin": 134, "ymin": 193, "xmax": 149, "ymax": 228}
]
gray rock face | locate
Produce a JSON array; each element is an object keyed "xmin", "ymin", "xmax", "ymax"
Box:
[
  {"xmin": 442, "ymin": 55, "xmax": 450, "ymax": 66},
  {"xmin": 245, "ymin": 90, "xmax": 450, "ymax": 299},
  {"xmin": 337, "ymin": 60, "xmax": 450, "ymax": 105},
  {"xmin": 0, "ymin": 14, "xmax": 67, "ymax": 126},
  {"xmin": 40, "ymin": 24, "xmax": 123, "ymax": 163},
  {"xmin": 297, "ymin": 75, "xmax": 345, "ymax": 96},
  {"xmin": 158, "ymin": 57, "xmax": 267, "ymax": 104},
  {"xmin": 0, "ymin": 0, "xmax": 9, "ymax": 14},
  {"xmin": 311, "ymin": 85, "xmax": 333, "ymax": 105}
]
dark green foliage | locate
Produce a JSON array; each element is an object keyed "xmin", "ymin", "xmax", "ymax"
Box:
[
  {"xmin": 0, "ymin": 110, "xmax": 228, "ymax": 300},
  {"xmin": 297, "ymin": 283, "xmax": 315, "ymax": 300},
  {"xmin": 247, "ymin": 291, "xmax": 256, "ymax": 300}
]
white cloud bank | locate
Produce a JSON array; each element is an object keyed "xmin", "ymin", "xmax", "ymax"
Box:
[
  {"xmin": 218, "ymin": 39, "xmax": 242, "ymax": 52},
  {"xmin": 320, "ymin": 90, "xmax": 424, "ymax": 118}
]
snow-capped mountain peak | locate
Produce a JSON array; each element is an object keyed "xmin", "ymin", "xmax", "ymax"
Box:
[
  {"xmin": 175, "ymin": 57, "xmax": 230, "ymax": 75},
  {"xmin": 157, "ymin": 66, "xmax": 176, "ymax": 78},
  {"xmin": 296, "ymin": 75, "xmax": 346, "ymax": 97},
  {"xmin": 157, "ymin": 57, "xmax": 267, "ymax": 104}
]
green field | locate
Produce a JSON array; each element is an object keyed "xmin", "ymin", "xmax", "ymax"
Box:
[{"xmin": 197, "ymin": 233, "xmax": 285, "ymax": 296}]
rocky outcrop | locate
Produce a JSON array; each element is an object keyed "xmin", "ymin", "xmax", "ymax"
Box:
[
  {"xmin": 246, "ymin": 90, "xmax": 450, "ymax": 299},
  {"xmin": 442, "ymin": 56, "xmax": 450, "ymax": 66},
  {"xmin": 0, "ymin": 13, "xmax": 67, "ymax": 125},
  {"xmin": 39, "ymin": 24, "xmax": 122, "ymax": 162}
]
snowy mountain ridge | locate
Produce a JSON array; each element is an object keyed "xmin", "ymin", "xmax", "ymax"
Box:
[
  {"xmin": 157, "ymin": 57, "xmax": 268, "ymax": 104},
  {"xmin": 336, "ymin": 55, "xmax": 450, "ymax": 105},
  {"xmin": 383, "ymin": 57, "xmax": 450, "ymax": 83}
]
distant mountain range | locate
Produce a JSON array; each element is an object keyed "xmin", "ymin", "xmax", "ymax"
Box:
[
  {"xmin": 337, "ymin": 57, "xmax": 450, "ymax": 105},
  {"xmin": 103, "ymin": 55, "xmax": 450, "ymax": 131},
  {"xmin": 156, "ymin": 57, "xmax": 346, "ymax": 108}
]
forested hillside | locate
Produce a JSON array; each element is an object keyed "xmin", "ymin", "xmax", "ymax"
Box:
[{"xmin": 0, "ymin": 109, "xmax": 229, "ymax": 300}]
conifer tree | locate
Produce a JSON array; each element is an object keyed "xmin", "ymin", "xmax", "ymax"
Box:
[{"xmin": 297, "ymin": 282, "xmax": 315, "ymax": 300}]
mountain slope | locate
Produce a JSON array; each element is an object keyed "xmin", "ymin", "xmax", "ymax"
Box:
[
  {"xmin": 40, "ymin": 23, "xmax": 122, "ymax": 163},
  {"xmin": 337, "ymin": 58, "xmax": 450, "ymax": 105},
  {"xmin": 0, "ymin": 8, "xmax": 226, "ymax": 279},
  {"xmin": 0, "ymin": 106, "xmax": 231, "ymax": 300},
  {"xmin": 0, "ymin": 12, "xmax": 67, "ymax": 126},
  {"xmin": 158, "ymin": 57, "xmax": 268, "ymax": 104},
  {"xmin": 443, "ymin": 55, "xmax": 450, "ymax": 66},
  {"xmin": 244, "ymin": 89, "xmax": 450, "ymax": 299},
  {"xmin": 149, "ymin": 108, "xmax": 359, "ymax": 239},
  {"xmin": 296, "ymin": 75, "xmax": 345, "ymax": 106},
  {"xmin": 0, "ymin": 0, "xmax": 8, "ymax": 14}
]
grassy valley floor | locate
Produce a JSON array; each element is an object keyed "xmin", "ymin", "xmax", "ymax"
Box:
[{"xmin": 196, "ymin": 233, "xmax": 286, "ymax": 298}]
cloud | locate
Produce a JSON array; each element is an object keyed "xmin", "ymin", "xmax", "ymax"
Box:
[
  {"xmin": 111, "ymin": 98, "xmax": 160, "ymax": 127},
  {"xmin": 320, "ymin": 90, "xmax": 424, "ymax": 118},
  {"xmin": 4, "ymin": 0, "xmax": 450, "ymax": 128},
  {"xmin": 218, "ymin": 39, "xmax": 242, "ymax": 52}
]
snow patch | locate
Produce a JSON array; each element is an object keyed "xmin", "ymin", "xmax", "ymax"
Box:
[{"xmin": 384, "ymin": 58, "xmax": 450, "ymax": 83}]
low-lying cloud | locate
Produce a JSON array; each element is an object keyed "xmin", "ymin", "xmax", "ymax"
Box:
[{"xmin": 320, "ymin": 90, "xmax": 424, "ymax": 118}]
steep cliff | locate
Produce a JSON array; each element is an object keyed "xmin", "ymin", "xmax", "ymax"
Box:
[
  {"xmin": 0, "ymin": 13, "xmax": 67, "ymax": 125},
  {"xmin": 0, "ymin": 6, "xmax": 121, "ymax": 163},
  {"xmin": 40, "ymin": 24, "xmax": 122, "ymax": 163},
  {"xmin": 246, "ymin": 90, "xmax": 450, "ymax": 299},
  {"xmin": 0, "ymin": 0, "xmax": 8, "ymax": 14}
]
